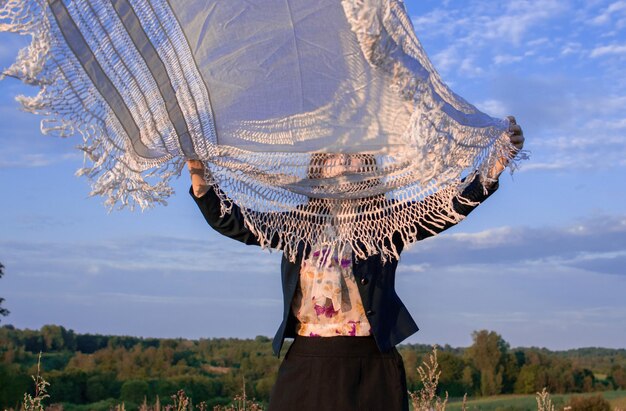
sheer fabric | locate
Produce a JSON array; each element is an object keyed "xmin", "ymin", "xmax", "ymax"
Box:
[{"xmin": 0, "ymin": 0, "xmax": 521, "ymax": 260}]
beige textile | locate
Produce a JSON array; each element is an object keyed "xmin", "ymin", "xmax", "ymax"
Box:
[{"xmin": 0, "ymin": 0, "xmax": 520, "ymax": 261}]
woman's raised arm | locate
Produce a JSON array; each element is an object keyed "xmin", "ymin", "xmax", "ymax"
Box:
[
  {"xmin": 392, "ymin": 117, "xmax": 524, "ymax": 249},
  {"xmin": 187, "ymin": 160, "xmax": 261, "ymax": 246}
]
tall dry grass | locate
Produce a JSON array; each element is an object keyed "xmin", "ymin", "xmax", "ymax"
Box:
[{"xmin": 16, "ymin": 346, "xmax": 623, "ymax": 411}]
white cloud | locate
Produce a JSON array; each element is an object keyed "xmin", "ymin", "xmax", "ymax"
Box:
[
  {"xmin": 431, "ymin": 46, "xmax": 461, "ymax": 74},
  {"xmin": 403, "ymin": 263, "xmax": 430, "ymax": 273},
  {"xmin": 590, "ymin": 1, "xmax": 626, "ymax": 25},
  {"xmin": 604, "ymin": 118, "xmax": 626, "ymax": 129},
  {"xmin": 0, "ymin": 152, "xmax": 80, "ymax": 168},
  {"xmin": 476, "ymin": 2, "xmax": 562, "ymax": 45},
  {"xmin": 481, "ymin": 1, "xmax": 565, "ymax": 45},
  {"xmin": 590, "ymin": 44, "xmax": 626, "ymax": 57},
  {"xmin": 458, "ymin": 311, "xmax": 531, "ymax": 324},
  {"xmin": 412, "ymin": 1, "xmax": 566, "ymax": 47},
  {"xmin": 493, "ymin": 54, "xmax": 525, "ymax": 65},
  {"xmin": 534, "ymin": 135, "xmax": 626, "ymax": 150},
  {"xmin": 560, "ymin": 42, "xmax": 583, "ymax": 56},
  {"xmin": 551, "ymin": 306, "xmax": 626, "ymax": 323},
  {"xmin": 459, "ymin": 56, "xmax": 484, "ymax": 77},
  {"xmin": 98, "ymin": 292, "xmax": 281, "ymax": 307},
  {"xmin": 398, "ymin": 243, "xmax": 626, "ymax": 349},
  {"xmin": 475, "ymin": 99, "xmax": 509, "ymax": 118},
  {"xmin": 527, "ymin": 37, "xmax": 550, "ymax": 47},
  {"xmin": 402, "ymin": 213, "xmax": 626, "ymax": 277},
  {"xmin": 412, "ymin": 9, "xmax": 452, "ymax": 35},
  {"xmin": 448, "ymin": 226, "xmax": 518, "ymax": 247},
  {"xmin": 518, "ymin": 160, "xmax": 576, "ymax": 171}
]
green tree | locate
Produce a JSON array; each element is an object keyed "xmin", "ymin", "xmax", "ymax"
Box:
[
  {"xmin": 466, "ymin": 330, "xmax": 509, "ymax": 396},
  {"xmin": 609, "ymin": 365, "xmax": 626, "ymax": 389},
  {"xmin": 0, "ymin": 363, "xmax": 30, "ymax": 408},
  {"xmin": 40, "ymin": 325, "xmax": 76, "ymax": 351},
  {"xmin": 437, "ymin": 351, "xmax": 468, "ymax": 397},
  {"xmin": 501, "ymin": 351, "xmax": 522, "ymax": 393},
  {"xmin": 461, "ymin": 365, "xmax": 478, "ymax": 395},
  {"xmin": 255, "ymin": 375, "xmax": 275, "ymax": 401},
  {"xmin": 400, "ymin": 349, "xmax": 420, "ymax": 390},
  {"xmin": 515, "ymin": 364, "xmax": 541, "ymax": 394},
  {"xmin": 0, "ymin": 263, "xmax": 9, "ymax": 321},
  {"xmin": 85, "ymin": 374, "xmax": 120, "ymax": 403},
  {"xmin": 120, "ymin": 380, "xmax": 149, "ymax": 405},
  {"xmin": 47, "ymin": 369, "xmax": 88, "ymax": 404}
]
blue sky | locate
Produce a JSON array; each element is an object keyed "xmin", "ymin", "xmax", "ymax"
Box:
[{"xmin": 1, "ymin": 0, "xmax": 625, "ymax": 350}]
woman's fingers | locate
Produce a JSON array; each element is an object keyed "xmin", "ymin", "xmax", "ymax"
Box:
[
  {"xmin": 507, "ymin": 117, "xmax": 524, "ymax": 152},
  {"xmin": 509, "ymin": 124, "xmax": 522, "ymax": 135},
  {"xmin": 486, "ymin": 116, "xmax": 525, "ymax": 180},
  {"xmin": 507, "ymin": 115, "xmax": 517, "ymax": 126},
  {"xmin": 508, "ymin": 125, "xmax": 524, "ymax": 151},
  {"xmin": 510, "ymin": 133, "xmax": 525, "ymax": 149}
]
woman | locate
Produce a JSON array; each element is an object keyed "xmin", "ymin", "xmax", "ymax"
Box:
[{"xmin": 187, "ymin": 118, "xmax": 524, "ymax": 410}]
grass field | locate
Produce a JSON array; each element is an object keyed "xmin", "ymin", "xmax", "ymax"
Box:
[
  {"xmin": 438, "ymin": 390, "xmax": 626, "ymax": 411},
  {"xmin": 610, "ymin": 394, "xmax": 626, "ymax": 410}
]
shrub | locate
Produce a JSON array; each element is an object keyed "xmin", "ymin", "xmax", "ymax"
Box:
[{"xmin": 566, "ymin": 394, "xmax": 611, "ymax": 411}]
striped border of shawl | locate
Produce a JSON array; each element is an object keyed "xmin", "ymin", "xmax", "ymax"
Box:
[
  {"xmin": 110, "ymin": 0, "xmax": 196, "ymax": 158},
  {"xmin": 48, "ymin": 0, "xmax": 160, "ymax": 158}
]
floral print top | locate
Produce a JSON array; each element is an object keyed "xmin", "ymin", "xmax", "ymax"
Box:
[{"xmin": 291, "ymin": 243, "xmax": 372, "ymax": 337}]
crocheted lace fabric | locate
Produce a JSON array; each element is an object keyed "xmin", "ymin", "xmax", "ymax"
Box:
[{"xmin": 0, "ymin": 0, "xmax": 520, "ymax": 261}]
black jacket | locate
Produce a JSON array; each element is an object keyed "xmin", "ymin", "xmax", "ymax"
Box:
[{"xmin": 191, "ymin": 176, "xmax": 498, "ymax": 356}]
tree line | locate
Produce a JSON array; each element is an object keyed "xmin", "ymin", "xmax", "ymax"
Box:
[
  {"xmin": 0, "ymin": 263, "xmax": 9, "ymax": 321},
  {"xmin": 399, "ymin": 330, "xmax": 626, "ymax": 398},
  {"xmin": 1, "ymin": 325, "xmax": 625, "ymax": 410}
]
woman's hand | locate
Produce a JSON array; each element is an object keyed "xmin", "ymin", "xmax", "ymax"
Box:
[
  {"xmin": 187, "ymin": 160, "xmax": 209, "ymax": 198},
  {"xmin": 487, "ymin": 116, "xmax": 525, "ymax": 180}
]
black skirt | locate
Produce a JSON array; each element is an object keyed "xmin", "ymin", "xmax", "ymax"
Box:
[{"xmin": 268, "ymin": 336, "xmax": 409, "ymax": 411}]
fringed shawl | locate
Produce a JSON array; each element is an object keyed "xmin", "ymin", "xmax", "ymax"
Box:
[{"xmin": 0, "ymin": 0, "xmax": 520, "ymax": 261}]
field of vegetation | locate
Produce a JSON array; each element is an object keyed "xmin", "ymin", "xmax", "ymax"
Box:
[
  {"xmin": 1, "ymin": 325, "xmax": 625, "ymax": 410},
  {"xmin": 446, "ymin": 390, "xmax": 626, "ymax": 411}
]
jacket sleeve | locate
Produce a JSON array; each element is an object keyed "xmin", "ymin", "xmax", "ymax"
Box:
[
  {"xmin": 190, "ymin": 185, "xmax": 261, "ymax": 246},
  {"xmin": 393, "ymin": 175, "xmax": 499, "ymax": 249}
]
